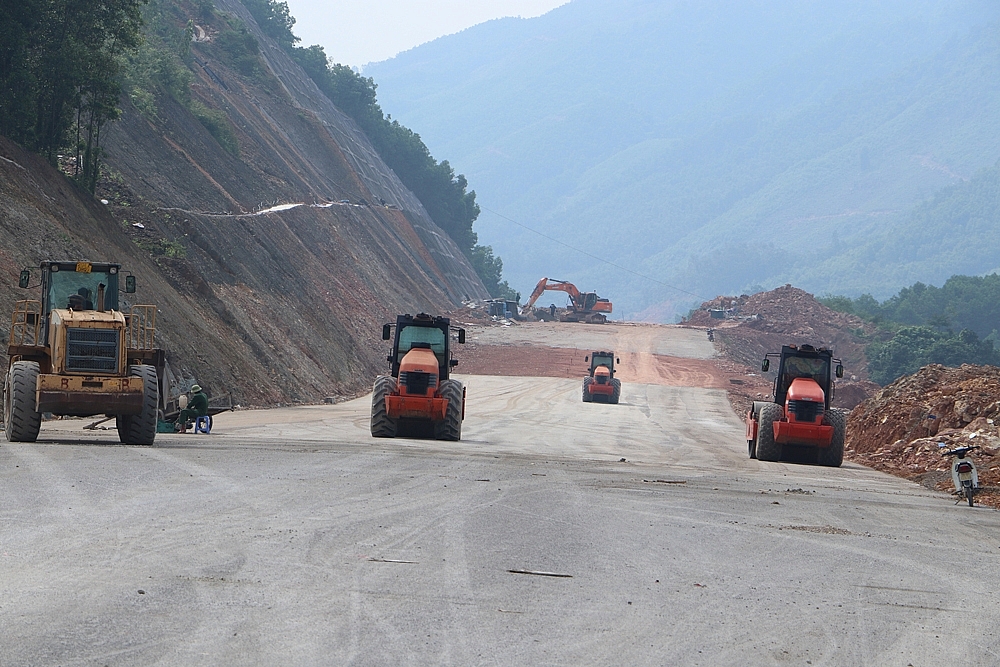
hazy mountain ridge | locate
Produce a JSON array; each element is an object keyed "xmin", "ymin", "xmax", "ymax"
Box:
[{"xmin": 368, "ymin": 0, "xmax": 1000, "ymax": 318}]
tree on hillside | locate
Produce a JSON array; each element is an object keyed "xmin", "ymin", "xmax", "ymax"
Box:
[
  {"xmin": 241, "ymin": 0, "xmax": 296, "ymax": 49},
  {"xmin": 0, "ymin": 0, "xmax": 40, "ymax": 141},
  {"xmin": 469, "ymin": 245, "xmax": 520, "ymax": 301},
  {"xmin": 121, "ymin": 0, "xmax": 243, "ymax": 155},
  {"xmin": 0, "ymin": 0, "xmax": 146, "ymax": 191},
  {"xmin": 822, "ymin": 273, "xmax": 1000, "ymax": 340},
  {"xmin": 867, "ymin": 326, "xmax": 1000, "ymax": 385}
]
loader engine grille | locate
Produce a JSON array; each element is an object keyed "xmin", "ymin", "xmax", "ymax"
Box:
[
  {"xmin": 399, "ymin": 371, "xmax": 435, "ymax": 395},
  {"xmin": 787, "ymin": 400, "xmax": 823, "ymax": 423},
  {"xmin": 66, "ymin": 328, "xmax": 119, "ymax": 373}
]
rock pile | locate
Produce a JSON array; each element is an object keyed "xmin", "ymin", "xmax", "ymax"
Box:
[{"xmin": 847, "ymin": 364, "xmax": 1000, "ymax": 505}]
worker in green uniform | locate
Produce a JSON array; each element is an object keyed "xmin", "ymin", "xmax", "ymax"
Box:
[{"xmin": 175, "ymin": 384, "xmax": 209, "ymax": 432}]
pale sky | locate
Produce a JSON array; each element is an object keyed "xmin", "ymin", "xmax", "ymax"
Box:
[{"xmin": 283, "ymin": 0, "xmax": 569, "ymax": 67}]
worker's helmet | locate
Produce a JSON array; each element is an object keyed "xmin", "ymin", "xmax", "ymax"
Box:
[{"xmin": 191, "ymin": 384, "xmax": 202, "ymax": 393}]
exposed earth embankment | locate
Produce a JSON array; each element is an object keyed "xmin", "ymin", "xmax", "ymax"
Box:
[
  {"xmin": 457, "ymin": 321, "xmax": 729, "ymax": 388},
  {"xmin": 848, "ymin": 364, "xmax": 1000, "ymax": 503}
]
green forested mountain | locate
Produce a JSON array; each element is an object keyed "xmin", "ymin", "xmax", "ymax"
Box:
[
  {"xmin": 820, "ymin": 272, "xmax": 1000, "ymax": 384},
  {"xmin": 367, "ymin": 0, "xmax": 1000, "ymax": 318},
  {"xmin": 802, "ymin": 160, "xmax": 1000, "ymax": 294},
  {"xmin": 822, "ymin": 272, "xmax": 1000, "ymax": 341}
]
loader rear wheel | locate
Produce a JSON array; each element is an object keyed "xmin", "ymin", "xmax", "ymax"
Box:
[
  {"xmin": 4, "ymin": 361, "xmax": 41, "ymax": 442},
  {"xmin": 582, "ymin": 376, "xmax": 593, "ymax": 402},
  {"xmin": 817, "ymin": 408, "xmax": 846, "ymax": 467},
  {"xmin": 610, "ymin": 378, "xmax": 621, "ymax": 404},
  {"xmin": 370, "ymin": 376, "xmax": 398, "ymax": 438},
  {"xmin": 434, "ymin": 379, "xmax": 463, "ymax": 441},
  {"xmin": 755, "ymin": 403, "xmax": 783, "ymax": 462},
  {"xmin": 116, "ymin": 365, "xmax": 158, "ymax": 445}
]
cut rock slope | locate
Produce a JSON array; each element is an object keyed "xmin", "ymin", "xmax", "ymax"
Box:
[{"xmin": 0, "ymin": 1, "xmax": 487, "ymax": 405}]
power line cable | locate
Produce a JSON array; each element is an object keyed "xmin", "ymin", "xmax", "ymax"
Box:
[{"xmin": 480, "ymin": 206, "xmax": 708, "ymax": 302}]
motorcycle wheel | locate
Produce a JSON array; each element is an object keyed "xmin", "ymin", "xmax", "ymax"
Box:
[{"xmin": 966, "ymin": 483, "xmax": 975, "ymax": 507}]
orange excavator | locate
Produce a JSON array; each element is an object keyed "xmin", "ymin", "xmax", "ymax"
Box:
[{"xmin": 519, "ymin": 278, "xmax": 613, "ymax": 324}]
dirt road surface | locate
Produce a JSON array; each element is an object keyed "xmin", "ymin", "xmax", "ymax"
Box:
[{"xmin": 3, "ymin": 323, "xmax": 999, "ymax": 665}]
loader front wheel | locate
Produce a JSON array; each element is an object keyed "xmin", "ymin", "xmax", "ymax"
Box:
[
  {"xmin": 755, "ymin": 403, "xmax": 783, "ymax": 462},
  {"xmin": 582, "ymin": 376, "xmax": 593, "ymax": 402},
  {"xmin": 610, "ymin": 378, "xmax": 621, "ymax": 404},
  {"xmin": 370, "ymin": 376, "xmax": 398, "ymax": 438},
  {"xmin": 116, "ymin": 365, "xmax": 158, "ymax": 445},
  {"xmin": 434, "ymin": 379, "xmax": 463, "ymax": 441},
  {"xmin": 4, "ymin": 361, "xmax": 41, "ymax": 442}
]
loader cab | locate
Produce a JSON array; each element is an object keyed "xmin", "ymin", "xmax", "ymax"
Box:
[
  {"xmin": 29, "ymin": 261, "xmax": 135, "ymax": 344},
  {"xmin": 762, "ymin": 344, "xmax": 843, "ymax": 409},
  {"xmin": 383, "ymin": 313, "xmax": 465, "ymax": 381}
]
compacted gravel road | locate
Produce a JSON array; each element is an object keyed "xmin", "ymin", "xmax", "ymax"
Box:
[{"xmin": 2, "ymin": 323, "xmax": 999, "ymax": 666}]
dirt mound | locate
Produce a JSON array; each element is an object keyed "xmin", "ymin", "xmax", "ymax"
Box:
[
  {"xmin": 833, "ymin": 380, "xmax": 881, "ymax": 410},
  {"xmin": 688, "ymin": 285, "xmax": 875, "ymax": 379},
  {"xmin": 849, "ymin": 364, "xmax": 1000, "ymax": 451},
  {"xmin": 686, "ymin": 285, "xmax": 879, "ymax": 413},
  {"xmin": 847, "ymin": 364, "xmax": 1000, "ymax": 505}
]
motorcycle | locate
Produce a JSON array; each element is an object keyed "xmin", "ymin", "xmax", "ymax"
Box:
[
  {"xmin": 940, "ymin": 445, "xmax": 980, "ymax": 507},
  {"xmin": 706, "ymin": 328, "xmax": 715, "ymax": 342}
]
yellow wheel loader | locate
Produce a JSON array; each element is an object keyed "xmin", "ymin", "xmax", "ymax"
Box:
[{"xmin": 4, "ymin": 261, "xmax": 164, "ymax": 445}]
